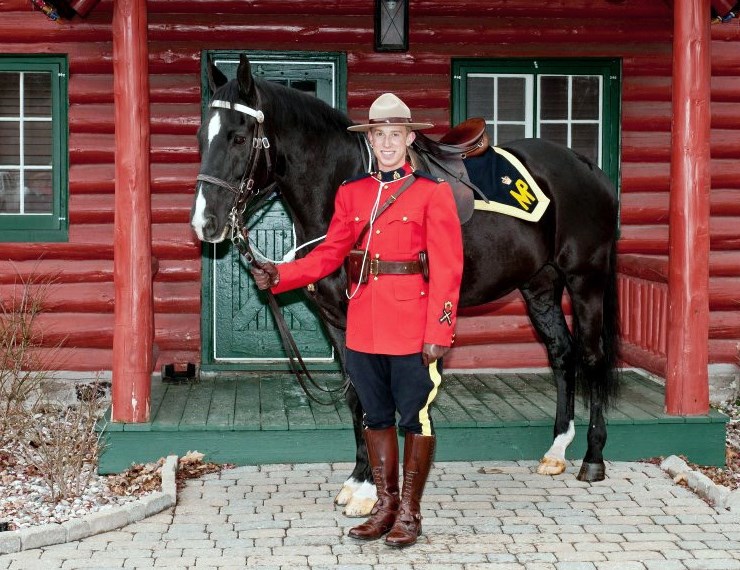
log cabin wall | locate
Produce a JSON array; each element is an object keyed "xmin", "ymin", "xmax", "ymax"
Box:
[{"xmin": 0, "ymin": 0, "xmax": 737, "ymax": 371}]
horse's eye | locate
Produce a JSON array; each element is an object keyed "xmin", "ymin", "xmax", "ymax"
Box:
[{"xmin": 233, "ymin": 135, "xmax": 247, "ymax": 145}]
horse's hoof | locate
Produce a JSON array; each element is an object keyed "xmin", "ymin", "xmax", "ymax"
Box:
[
  {"xmin": 537, "ymin": 456, "xmax": 566, "ymax": 476},
  {"xmin": 343, "ymin": 496, "xmax": 376, "ymax": 518},
  {"xmin": 334, "ymin": 485, "xmax": 353, "ymax": 506},
  {"xmin": 576, "ymin": 461, "xmax": 606, "ymax": 482}
]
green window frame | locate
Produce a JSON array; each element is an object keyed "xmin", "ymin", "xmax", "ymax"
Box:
[
  {"xmin": 0, "ymin": 55, "xmax": 68, "ymax": 242},
  {"xmin": 451, "ymin": 58, "xmax": 621, "ymax": 190}
]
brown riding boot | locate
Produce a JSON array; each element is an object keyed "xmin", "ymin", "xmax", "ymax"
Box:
[
  {"xmin": 385, "ymin": 432, "xmax": 436, "ymax": 548},
  {"xmin": 348, "ymin": 427, "xmax": 400, "ymax": 540}
]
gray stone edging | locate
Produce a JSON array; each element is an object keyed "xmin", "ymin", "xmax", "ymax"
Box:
[
  {"xmin": 660, "ymin": 454, "xmax": 740, "ymax": 511},
  {"xmin": 0, "ymin": 454, "xmax": 178, "ymax": 555}
]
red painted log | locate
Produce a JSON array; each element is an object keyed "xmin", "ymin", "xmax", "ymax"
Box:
[
  {"xmin": 69, "ymin": 74, "xmax": 114, "ymax": 104},
  {"xmin": 0, "ymin": 14, "xmax": 111, "ymax": 42},
  {"xmin": 446, "ymin": 343, "xmax": 550, "ymax": 370},
  {"xmin": 621, "ymin": 102, "xmax": 672, "ymax": 132},
  {"xmin": 620, "ymin": 342, "xmax": 667, "ymax": 379},
  {"xmin": 711, "ymin": 76, "xmax": 740, "ymax": 102},
  {"xmin": 111, "ymin": 0, "xmax": 153, "ymax": 423},
  {"xmin": 621, "ymin": 162, "xmax": 671, "ymax": 193},
  {"xmin": 709, "ymin": 340, "xmax": 740, "ymax": 363},
  {"xmin": 154, "ymin": 259, "xmax": 201, "ymax": 283},
  {"xmin": 69, "ymin": 194, "xmax": 113, "ymax": 223},
  {"xmin": 622, "ymin": 132, "xmax": 671, "ymax": 161},
  {"xmin": 30, "ymin": 348, "xmax": 114, "ymax": 372},
  {"xmin": 665, "ymin": 0, "xmax": 711, "ymax": 415},
  {"xmin": 709, "ymin": 251, "xmax": 740, "ymax": 276},
  {"xmin": 0, "ymin": 259, "xmax": 113, "ymax": 284},
  {"xmin": 619, "ymin": 193, "xmax": 669, "ymax": 225},
  {"xmin": 70, "ymin": 0, "xmax": 102, "ymax": 17},
  {"xmin": 622, "ymin": 76, "xmax": 671, "ymax": 102},
  {"xmin": 455, "ymin": 316, "xmax": 545, "ymax": 346}
]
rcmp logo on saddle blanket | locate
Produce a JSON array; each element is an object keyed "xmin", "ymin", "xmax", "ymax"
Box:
[{"xmin": 464, "ymin": 146, "xmax": 550, "ymax": 223}]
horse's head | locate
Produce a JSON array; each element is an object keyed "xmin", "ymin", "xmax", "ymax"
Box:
[{"xmin": 190, "ymin": 55, "xmax": 273, "ymax": 243}]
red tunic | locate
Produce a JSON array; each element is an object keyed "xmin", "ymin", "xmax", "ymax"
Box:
[{"xmin": 272, "ymin": 167, "xmax": 464, "ymax": 355}]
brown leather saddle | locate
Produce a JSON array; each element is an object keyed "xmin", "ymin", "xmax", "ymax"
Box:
[{"xmin": 410, "ymin": 117, "xmax": 490, "ymax": 225}]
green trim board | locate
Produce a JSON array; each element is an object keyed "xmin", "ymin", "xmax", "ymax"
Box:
[{"xmin": 98, "ymin": 371, "xmax": 728, "ymax": 473}]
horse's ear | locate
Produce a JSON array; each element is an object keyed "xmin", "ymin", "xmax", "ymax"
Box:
[
  {"xmin": 206, "ymin": 58, "xmax": 229, "ymax": 93},
  {"xmin": 237, "ymin": 54, "xmax": 256, "ymax": 101}
]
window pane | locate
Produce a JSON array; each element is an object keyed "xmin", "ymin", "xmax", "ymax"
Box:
[
  {"xmin": 572, "ymin": 123, "xmax": 599, "ymax": 163},
  {"xmin": 572, "ymin": 76, "xmax": 600, "ymax": 120},
  {"xmin": 497, "ymin": 124, "xmax": 526, "ymax": 144},
  {"xmin": 24, "ymin": 73, "xmax": 52, "ymax": 117},
  {"xmin": 0, "ymin": 73, "xmax": 20, "ymax": 117},
  {"xmin": 540, "ymin": 76, "xmax": 568, "ymax": 120},
  {"xmin": 0, "ymin": 121, "xmax": 20, "ymax": 164},
  {"xmin": 467, "ymin": 76, "xmax": 494, "ymax": 120},
  {"xmin": 25, "ymin": 170, "xmax": 52, "ymax": 213},
  {"xmin": 540, "ymin": 123, "xmax": 568, "ymax": 147},
  {"xmin": 497, "ymin": 77, "xmax": 525, "ymax": 121},
  {"xmin": 0, "ymin": 171, "xmax": 21, "ymax": 213},
  {"xmin": 24, "ymin": 122, "xmax": 52, "ymax": 166}
]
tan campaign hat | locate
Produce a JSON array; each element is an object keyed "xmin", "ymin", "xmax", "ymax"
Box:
[{"xmin": 347, "ymin": 93, "xmax": 434, "ymax": 132}]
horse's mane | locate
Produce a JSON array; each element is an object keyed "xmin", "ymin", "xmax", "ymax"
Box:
[{"xmin": 215, "ymin": 78, "xmax": 356, "ymax": 136}]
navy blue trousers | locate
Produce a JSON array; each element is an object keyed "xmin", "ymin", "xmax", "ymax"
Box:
[{"xmin": 345, "ymin": 348, "xmax": 442, "ymax": 436}]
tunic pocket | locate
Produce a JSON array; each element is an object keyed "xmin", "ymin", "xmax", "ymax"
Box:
[{"xmin": 387, "ymin": 209, "xmax": 423, "ymax": 252}]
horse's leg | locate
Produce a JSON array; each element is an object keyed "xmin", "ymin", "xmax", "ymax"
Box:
[
  {"xmin": 319, "ymin": 321, "xmax": 375, "ymax": 516},
  {"xmin": 335, "ymin": 382, "xmax": 377, "ymax": 517},
  {"xmin": 520, "ymin": 265, "xmax": 576, "ymax": 476},
  {"xmin": 565, "ymin": 271, "xmax": 612, "ymax": 482}
]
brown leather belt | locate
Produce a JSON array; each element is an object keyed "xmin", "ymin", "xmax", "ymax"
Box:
[
  {"xmin": 346, "ymin": 251, "xmax": 426, "ymax": 285},
  {"xmin": 369, "ymin": 258, "xmax": 422, "ymax": 275}
]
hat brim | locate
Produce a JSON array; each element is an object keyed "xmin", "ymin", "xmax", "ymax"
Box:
[{"xmin": 347, "ymin": 121, "xmax": 434, "ymax": 132}]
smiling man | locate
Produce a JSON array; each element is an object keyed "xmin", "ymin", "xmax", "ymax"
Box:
[{"xmin": 250, "ymin": 93, "xmax": 464, "ymax": 548}]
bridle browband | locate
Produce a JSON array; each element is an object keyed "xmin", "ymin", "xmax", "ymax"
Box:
[{"xmin": 195, "ymin": 88, "xmax": 345, "ymax": 406}]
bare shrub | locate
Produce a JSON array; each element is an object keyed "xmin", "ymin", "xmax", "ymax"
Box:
[
  {"xmin": 20, "ymin": 381, "xmax": 108, "ymax": 503},
  {"xmin": 0, "ymin": 270, "xmax": 56, "ymax": 447},
  {"xmin": 0, "ymin": 266, "xmax": 107, "ymax": 504}
]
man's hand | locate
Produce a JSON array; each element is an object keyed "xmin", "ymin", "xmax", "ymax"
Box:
[
  {"xmin": 250, "ymin": 261, "xmax": 279, "ymax": 290},
  {"xmin": 422, "ymin": 343, "xmax": 450, "ymax": 367}
]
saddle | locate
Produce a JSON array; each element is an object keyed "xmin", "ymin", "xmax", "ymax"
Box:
[{"xmin": 410, "ymin": 117, "xmax": 490, "ymax": 225}]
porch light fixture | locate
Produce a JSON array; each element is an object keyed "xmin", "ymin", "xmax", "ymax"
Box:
[{"xmin": 375, "ymin": 0, "xmax": 409, "ymax": 52}]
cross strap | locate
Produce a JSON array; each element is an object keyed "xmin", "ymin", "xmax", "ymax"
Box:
[{"xmin": 354, "ymin": 174, "xmax": 416, "ymax": 248}]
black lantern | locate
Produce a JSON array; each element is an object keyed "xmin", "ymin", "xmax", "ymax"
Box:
[{"xmin": 374, "ymin": 0, "xmax": 409, "ymax": 52}]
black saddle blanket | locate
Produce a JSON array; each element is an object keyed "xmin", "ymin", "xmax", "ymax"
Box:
[{"xmin": 463, "ymin": 146, "xmax": 549, "ymax": 222}]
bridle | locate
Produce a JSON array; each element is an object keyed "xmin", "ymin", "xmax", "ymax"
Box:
[
  {"xmin": 195, "ymin": 90, "xmax": 277, "ymax": 258},
  {"xmin": 195, "ymin": 87, "xmax": 345, "ymax": 405}
]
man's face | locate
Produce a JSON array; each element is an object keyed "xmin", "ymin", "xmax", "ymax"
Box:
[{"xmin": 367, "ymin": 125, "xmax": 415, "ymax": 172}]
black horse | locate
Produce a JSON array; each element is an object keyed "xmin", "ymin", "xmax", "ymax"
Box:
[{"xmin": 190, "ymin": 55, "xmax": 620, "ymax": 516}]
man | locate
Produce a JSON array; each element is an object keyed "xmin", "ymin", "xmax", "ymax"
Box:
[{"xmin": 251, "ymin": 93, "xmax": 463, "ymax": 547}]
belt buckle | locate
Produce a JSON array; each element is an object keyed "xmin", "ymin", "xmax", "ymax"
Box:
[{"xmin": 369, "ymin": 258, "xmax": 380, "ymax": 275}]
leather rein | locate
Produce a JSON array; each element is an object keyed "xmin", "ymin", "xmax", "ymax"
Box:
[{"xmin": 196, "ymin": 91, "xmax": 345, "ymax": 406}]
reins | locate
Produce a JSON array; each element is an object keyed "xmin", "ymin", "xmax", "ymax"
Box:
[{"xmin": 198, "ymin": 89, "xmax": 346, "ymax": 406}]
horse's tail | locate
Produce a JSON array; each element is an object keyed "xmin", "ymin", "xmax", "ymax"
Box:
[{"xmin": 574, "ymin": 238, "xmax": 621, "ymax": 410}]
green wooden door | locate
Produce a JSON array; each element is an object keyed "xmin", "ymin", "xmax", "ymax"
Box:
[{"xmin": 201, "ymin": 52, "xmax": 346, "ymax": 369}]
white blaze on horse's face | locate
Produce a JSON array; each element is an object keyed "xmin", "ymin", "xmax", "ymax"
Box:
[
  {"xmin": 207, "ymin": 112, "xmax": 222, "ymax": 150},
  {"xmin": 190, "ymin": 109, "xmax": 232, "ymax": 243},
  {"xmin": 191, "ymin": 186, "xmax": 208, "ymax": 241}
]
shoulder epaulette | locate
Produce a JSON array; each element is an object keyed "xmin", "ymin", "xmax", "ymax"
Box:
[
  {"xmin": 413, "ymin": 170, "xmax": 445, "ymax": 184},
  {"xmin": 341, "ymin": 172, "xmax": 373, "ymax": 185}
]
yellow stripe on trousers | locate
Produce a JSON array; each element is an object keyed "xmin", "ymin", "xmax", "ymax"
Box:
[{"xmin": 418, "ymin": 360, "xmax": 442, "ymax": 436}]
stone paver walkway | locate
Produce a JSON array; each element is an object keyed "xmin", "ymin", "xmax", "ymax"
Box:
[{"xmin": 2, "ymin": 460, "xmax": 740, "ymax": 569}]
